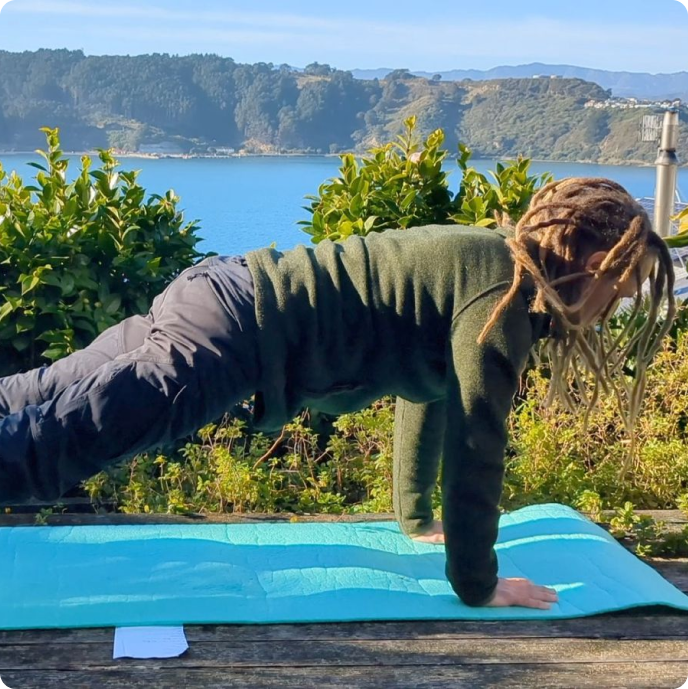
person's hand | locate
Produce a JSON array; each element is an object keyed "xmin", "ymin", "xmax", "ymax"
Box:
[
  {"xmin": 409, "ymin": 528, "xmax": 557, "ymax": 609},
  {"xmin": 410, "ymin": 519, "xmax": 444, "ymax": 544},
  {"xmin": 483, "ymin": 577, "xmax": 558, "ymax": 610}
]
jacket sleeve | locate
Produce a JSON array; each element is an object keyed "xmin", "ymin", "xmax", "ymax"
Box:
[
  {"xmin": 393, "ymin": 397, "xmax": 446, "ymax": 536},
  {"xmin": 442, "ymin": 288, "xmax": 534, "ymax": 606}
]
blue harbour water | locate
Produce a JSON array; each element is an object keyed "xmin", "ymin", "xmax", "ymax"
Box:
[{"xmin": 0, "ymin": 154, "xmax": 680, "ymax": 256}]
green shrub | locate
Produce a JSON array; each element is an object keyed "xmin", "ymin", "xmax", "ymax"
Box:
[
  {"xmin": 299, "ymin": 116, "xmax": 550, "ymax": 243},
  {"xmin": 299, "ymin": 116, "xmax": 453, "ymax": 242},
  {"xmin": 0, "ymin": 128, "xmax": 204, "ymax": 373},
  {"xmin": 505, "ymin": 330, "xmax": 688, "ymax": 513},
  {"xmin": 82, "ymin": 402, "xmax": 396, "ymax": 516},
  {"xmin": 451, "ymin": 146, "xmax": 551, "ymax": 227}
]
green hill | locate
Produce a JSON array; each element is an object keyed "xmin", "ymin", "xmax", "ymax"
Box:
[{"xmin": 0, "ymin": 50, "xmax": 685, "ymax": 166}]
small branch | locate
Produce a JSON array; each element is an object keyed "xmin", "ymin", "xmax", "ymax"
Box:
[{"xmin": 252, "ymin": 430, "xmax": 286, "ymax": 470}]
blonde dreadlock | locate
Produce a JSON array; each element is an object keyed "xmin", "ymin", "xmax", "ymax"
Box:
[{"xmin": 479, "ymin": 177, "xmax": 676, "ymax": 465}]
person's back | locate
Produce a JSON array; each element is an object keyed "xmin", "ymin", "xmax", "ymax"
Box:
[{"xmin": 245, "ymin": 224, "xmax": 531, "ymax": 432}]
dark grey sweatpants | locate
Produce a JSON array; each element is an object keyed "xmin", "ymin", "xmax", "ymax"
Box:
[{"xmin": 0, "ymin": 256, "xmax": 259, "ymax": 504}]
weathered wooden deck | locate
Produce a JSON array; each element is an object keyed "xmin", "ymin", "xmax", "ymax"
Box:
[{"xmin": 0, "ymin": 511, "xmax": 686, "ymax": 689}]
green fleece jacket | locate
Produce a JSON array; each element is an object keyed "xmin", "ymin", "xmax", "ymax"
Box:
[{"xmin": 245, "ymin": 224, "xmax": 549, "ymax": 606}]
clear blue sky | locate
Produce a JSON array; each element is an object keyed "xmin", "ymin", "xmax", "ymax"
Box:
[{"xmin": 1, "ymin": 0, "xmax": 687, "ymax": 74}]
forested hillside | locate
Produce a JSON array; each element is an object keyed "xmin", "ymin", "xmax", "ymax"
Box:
[{"xmin": 0, "ymin": 50, "xmax": 686, "ymax": 165}]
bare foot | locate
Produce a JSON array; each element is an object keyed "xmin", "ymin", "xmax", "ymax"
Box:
[{"xmin": 410, "ymin": 520, "xmax": 444, "ymax": 544}]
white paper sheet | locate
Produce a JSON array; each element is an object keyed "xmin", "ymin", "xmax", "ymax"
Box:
[{"xmin": 113, "ymin": 626, "xmax": 189, "ymax": 659}]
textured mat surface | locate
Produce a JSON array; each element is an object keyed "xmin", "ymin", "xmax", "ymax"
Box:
[{"xmin": 1, "ymin": 504, "xmax": 686, "ymax": 629}]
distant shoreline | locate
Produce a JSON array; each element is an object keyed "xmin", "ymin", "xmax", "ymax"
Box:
[{"xmin": 0, "ymin": 149, "xmax": 676, "ymax": 169}]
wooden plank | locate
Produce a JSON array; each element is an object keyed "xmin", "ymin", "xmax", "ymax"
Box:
[
  {"xmin": 654, "ymin": 560, "xmax": 688, "ymax": 592},
  {"xmin": 0, "ymin": 512, "xmax": 399, "ymax": 526},
  {"xmin": 1, "ymin": 663, "xmax": 687, "ymax": 689},
  {"xmin": 601, "ymin": 510, "xmax": 687, "ymax": 525},
  {"xmin": 0, "ymin": 497, "xmax": 114, "ymax": 513},
  {"xmin": 1, "ymin": 638, "xmax": 687, "ymax": 670}
]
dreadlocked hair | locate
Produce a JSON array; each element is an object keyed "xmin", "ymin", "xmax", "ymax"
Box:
[{"xmin": 478, "ymin": 177, "xmax": 676, "ymax": 470}]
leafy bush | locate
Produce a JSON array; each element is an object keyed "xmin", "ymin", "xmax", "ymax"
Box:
[
  {"xmin": 82, "ymin": 402, "xmax": 396, "ymax": 516},
  {"xmin": 451, "ymin": 145, "xmax": 551, "ymax": 227},
  {"xmin": 299, "ymin": 117, "xmax": 453, "ymax": 242},
  {"xmin": 505, "ymin": 330, "xmax": 688, "ymax": 513},
  {"xmin": 299, "ymin": 116, "xmax": 550, "ymax": 243},
  {"xmin": 605, "ymin": 502, "xmax": 688, "ymax": 558},
  {"xmin": 0, "ymin": 128, "xmax": 204, "ymax": 373}
]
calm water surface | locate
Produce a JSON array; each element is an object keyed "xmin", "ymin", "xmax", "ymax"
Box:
[{"xmin": 0, "ymin": 154, "xmax": 681, "ymax": 256}]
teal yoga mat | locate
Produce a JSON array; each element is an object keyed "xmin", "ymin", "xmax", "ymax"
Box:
[{"xmin": 0, "ymin": 504, "xmax": 686, "ymax": 630}]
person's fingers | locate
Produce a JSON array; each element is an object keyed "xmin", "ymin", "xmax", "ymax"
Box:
[
  {"xmin": 531, "ymin": 585, "xmax": 558, "ymax": 600},
  {"xmin": 525, "ymin": 597, "xmax": 552, "ymax": 610},
  {"xmin": 481, "ymin": 579, "xmax": 559, "ymax": 609},
  {"xmin": 508, "ymin": 583, "xmax": 558, "ymax": 608},
  {"xmin": 514, "ymin": 581, "xmax": 557, "ymax": 596},
  {"xmin": 539, "ymin": 588, "xmax": 559, "ymax": 602}
]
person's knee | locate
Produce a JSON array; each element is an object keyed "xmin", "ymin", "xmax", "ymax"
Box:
[{"xmin": 0, "ymin": 367, "xmax": 45, "ymax": 417}]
